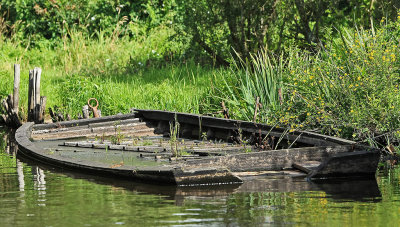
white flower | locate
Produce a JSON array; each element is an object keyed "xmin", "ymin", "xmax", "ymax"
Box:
[
  {"xmin": 152, "ymin": 50, "xmax": 156, "ymax": 54},
  {"xmin": 119, "ymin": 5, "xmax": 124, "ymax": 8},
  {"xmin": 91, "ymin": 16, "xmax": 95, "ymax": 21},
  {"xmin": 106, "ymin": 59, "xmax": 110, "ymax": 62}
]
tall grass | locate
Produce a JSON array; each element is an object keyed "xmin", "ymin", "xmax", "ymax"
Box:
[
  {"xmin": 211, "ymin": 16, "xmax": 400, "ymax": 142},
  {"xmin": 0, "ymin": 22, "xmax": 217, "ymax": 118},
  {"xmin": 210, "ymin": 50, "xmax": 285, "ymax": 123}
]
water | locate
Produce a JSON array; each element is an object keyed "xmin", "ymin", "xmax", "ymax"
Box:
[{"xmin": 1, "ymin": 129, "xmax": 400, "ymax": 226}]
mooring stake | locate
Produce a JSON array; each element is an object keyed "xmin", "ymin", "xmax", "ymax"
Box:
[{"xmin": 28, "ymin": 67, "xmax": 46, "ymax": 123}]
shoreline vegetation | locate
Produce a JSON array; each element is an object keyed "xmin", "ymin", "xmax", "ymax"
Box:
[{"xmin": 1, "ymin": 1, "xmax": 400, "ymax": 148}]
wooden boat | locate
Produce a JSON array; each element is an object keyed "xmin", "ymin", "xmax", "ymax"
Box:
[{"xmin": 15, "ymin": 109, "xmax": 381, "ymax": 185}]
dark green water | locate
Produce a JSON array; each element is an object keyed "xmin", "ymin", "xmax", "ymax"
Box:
[{"xmin": 1, "ymin": 129, "xmax": 400, "ymax": 227}]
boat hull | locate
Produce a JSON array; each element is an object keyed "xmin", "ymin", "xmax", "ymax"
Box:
[{"xmin": 15, "ymin": 111, "xmax": 381, "ymax": 185}]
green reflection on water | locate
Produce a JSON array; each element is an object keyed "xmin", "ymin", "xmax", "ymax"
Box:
[{"xmin": 1, "ymin": 128, "xmax": 400, "ymax": 226}]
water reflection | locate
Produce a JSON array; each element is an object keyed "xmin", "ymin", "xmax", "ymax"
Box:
[
  {"xmin": 18, "ymin": 153, "xmax": 382, "ymax": 205},
  {"xmin": 1, "ymin": 129, "xmax": 17, "ymax": 155},
  {"xmin": 2, "ymin": 128, "xmax": 400, "ymax": 226}
]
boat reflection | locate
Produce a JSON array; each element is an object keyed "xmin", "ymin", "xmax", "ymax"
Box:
[{"xmin": 17, "ymin": 153, "xmax": 382, "ymax": 205}]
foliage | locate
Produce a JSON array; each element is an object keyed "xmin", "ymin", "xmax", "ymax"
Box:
[
  {"xmin": 0, "ymin": 0, "xmax": 175, "ymax": 41},
  {"xmin": 212, "ymin": 16, "xmax": 400, "ymax": 143},
  {"xmin": 210, "ymin": 51, "xmax": 285, "ymax": 123},
  {"xmin": 177, "ymin": 0, "xmax": 400, "ymax": 64}
]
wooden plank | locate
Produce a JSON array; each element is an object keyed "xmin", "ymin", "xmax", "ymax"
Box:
[
  {"xmin": 88, "ymin": 118, "xmax": 140, "ymax": 128},
  {"xmin": 292, "ymin": 161, "xmax": 321, "ymax": 174},
  {"xmin": 32, "ymin": 113, "xmax": 137, "ymax": 130},
  {"xmin": 134, "ymin": 109, "xmax": 355, "ymax": 146}
]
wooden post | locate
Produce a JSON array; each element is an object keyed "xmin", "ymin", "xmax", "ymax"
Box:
[
  {"xmin": 28, "ymin": 67, "xmax": 43, "ymax": 123},
  {"xmin": 82, "ymin": 105, "xmax": 90, "ymax": 119},
  {"xmin": 28, "ymin": 70, "xmax": 34, "ymax": 121},
  {"xmin": 38, "ymin": 96, "xmax": 46, "ymax": 123},
  {"xmin": 34, "ymin": 68, "xmax": 41, "ymax": 122},
  {"xmin": 13, "ymin": 64, "xmax": 20, "ymax": 114}
]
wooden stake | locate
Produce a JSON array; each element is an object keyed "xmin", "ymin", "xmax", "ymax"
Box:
[
  {"xmin": 82, "ymin": 105, "xmax": 90, "ymax": 119},
  {"xmin": 34, "ymin": 68, "xmax": 41, "ymax": 122},
  {"xmin": 28, "ymin": 70, "xmax": 34, "ymax": 121},
  {"xmin": 13, "ymin": 64, "xmax": 20, "ymax": 114},
  {"xmin": 38, "ymin": 96, "xmax": 46, "ymax": 123}
]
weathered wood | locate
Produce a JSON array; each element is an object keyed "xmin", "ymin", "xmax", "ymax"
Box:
[
  {"xmin": 38, "ymin": 96, "xmax": 46, "ymax": 123},
  {"xmin": 27, "ymin": 67, "xmax": 44, "ymax": 123},
  {"xmin": 13, "ymin": 64, "xmax": 20, "ymax": 113},
  {"xmin": 28, "ymin": 70, "xmax": 34, "ymax": 121},
  {"xmin": 48, "ymin": 107, "xmax": 57, "ymax": 122},
  {"xmin": 6, "ymin": 95, "xmax": 13, "ymax": 112},
  {"xmin": 2, "ymin": 98, "xmax": 9, "ymax": 113},
  {"xmin": 135, "ymin": 109, "xmax": 355, "ymax": 146},
  {"xmin": 82, "ymin": 105, "xmax": 90, "ymax": 119},
  {"xmin": 292, "ymin": 161, "xmax": 321, "ymax": 174},
  {"xmin": 34, "ymin": 68, "xmax": 41, "ymax": 122}
]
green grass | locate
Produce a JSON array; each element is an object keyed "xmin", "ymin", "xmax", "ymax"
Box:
[
  {"xmin": 2, "ymin": 12, "xmax": 400, "ymax": 147},
  {"xmin": 0, "ymin": 27, "xmax": 221, "ymax": 119}
]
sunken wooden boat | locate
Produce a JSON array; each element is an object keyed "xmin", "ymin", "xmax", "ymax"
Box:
[{"xmin": 15, "ymin": 109, "xmax": 381, "ymax": 185}]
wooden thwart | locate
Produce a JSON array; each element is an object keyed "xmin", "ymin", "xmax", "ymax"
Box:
[{"xmin": 292, "ymin": 161, "xmax": 321, "ymax": 174}]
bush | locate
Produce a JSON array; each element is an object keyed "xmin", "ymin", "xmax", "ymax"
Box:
[{"xmin": 211, "ymin": 16, "xmax": 400, "ymax": 143}]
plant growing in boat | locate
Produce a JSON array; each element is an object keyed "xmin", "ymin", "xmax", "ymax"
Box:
[
  {"xmin": 111, "ymin": 123, "xmax": 124, "ymax": 145},
  {"xmin": 201, "ymin": 132, "xmax": 207, "ymax": 146},
  {"xmin": 142, "ymin": 140, "xmax": 153, "ymax": 146},
  {"xmin": 132, "ymin": 137, "xmax": 139, "ymax": 146}
]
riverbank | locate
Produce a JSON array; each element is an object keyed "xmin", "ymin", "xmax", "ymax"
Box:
[{"xmin": 1, "ymin": 17, "xmax": 400, "ymax": 145}]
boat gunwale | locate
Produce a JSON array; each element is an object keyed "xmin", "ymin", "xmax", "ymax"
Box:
[{"xmin": 15, "ymin": 110, "xmax": 381, "ymax": 184}]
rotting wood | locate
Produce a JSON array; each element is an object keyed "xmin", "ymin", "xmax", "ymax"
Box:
[
  {"xmin": 82, "ymin": 105, "xmax": 90, "ymax": 119},
  {"xmin": 34, "ymin": 68, "xmax": 41, "ymax": 122},
  {"xmin": 38, "ymin": 96, "xmax": 46, "ymax": 124},
  {"xmin": 1, "ymin": 64, "xmax": 22, "ymax": 127},
  {"xmin": 28, "ymin": 69, "xmax": 35, "ymax": 121},
  {"xmin": 292, "ymin": 161, "xmax": 321, "ymax": 174},
  {"xmin": 15, "ymin": 111, "xmax": 382, "ymax": 185},
  {"xmin": 27, "ymin": 67, "xmax": 45, "ymax": 124},
  {"xmin": 13, "ymin": 64, "xmax": 20, "ymax": 114}
]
